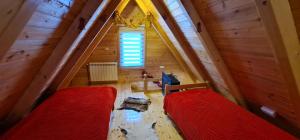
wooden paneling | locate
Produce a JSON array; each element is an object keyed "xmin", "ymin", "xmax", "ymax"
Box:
[
  {"xmin": 0, "ymin": 0, "xmax": 88, "ymax": 121},
  {"xmin": 71, "ymin": 24, "xmax": 191, "ymax": 86},
  {"xmin": 0, "ymin": 0, "xmax": 24, "ymax": 35},
  {"xmin": 139, "ymin": 0, "xmax": 204, "ymax": 81},
  {"xmin": 0, "ymin": 0, "xmax": 43, "ymax": 59},
  {"xmin": 191, "ymin": 0, "xmax": 300, "ymax": 127},
  {"xmin": 6, "ymin": 0, "xmax": 119, "ymax": 124},
  {"xmin": 163, "ymin": 0, "xmax": 244, "ymax": 105},
  {"xmin": 70, "ymin": 5, "xmax": 192, "ymax": 86},
  {"xmin": 255, "ymin": 0, "xmax": 300, "ymax": 128},
  {"xmin": 152, "ymin": 0, "xmax": 213, "ymax": 84},
  {"xmin": 289, "ymin": 0, "xmax": 300, "ymax": 40}
]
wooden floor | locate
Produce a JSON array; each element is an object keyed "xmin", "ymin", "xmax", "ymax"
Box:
[{"xmin": 107, "ymin": 82, "xmax": 183, "ymax": 140}]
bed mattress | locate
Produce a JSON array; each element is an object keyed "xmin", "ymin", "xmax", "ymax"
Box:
[
  {"xmin": 164, "ymin": 88, "xmax": 296, "ymax": 140},
  {"xmin": 2, "ymin": 86, "xmax": 117, "ymax": 140}
]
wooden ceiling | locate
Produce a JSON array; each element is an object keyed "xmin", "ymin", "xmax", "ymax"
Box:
[{"xmin": 0, "ymin": 0, "xmax": 299, "ymax": 132}]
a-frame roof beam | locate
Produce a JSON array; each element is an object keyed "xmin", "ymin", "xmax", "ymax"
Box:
[
  {"xmin": 180, "ymin": 0, "xmax": 247, "ymax": 107},
  {"xmin": 51, "ymin": 19, "xmax": 114, "ymax": 90},
  {"xmin": 151, "ymin": 0, "xmax": 213, "ymax": 83},
  {"xmin": 0, "ymin": 0, "xmax": 43, "ymax": 59},
  {"xmin": 254, "ymin": 0, "xmax": 300, "ymax": 127},
  {"xmin": 50, "ymin": 0, "xmax": 130, "ymax": 90},
  {"xmin": 52, "ymin": 16, "xmax": 115, "ymax": 89},
  {"xmin": 151, "ymin": 22, "xmax": 198, "ymax": 82},
  {"xmin": 134, "ymin": 0, "xmax": 198, "ymax": 82},
  {"xmin": 5, "ymin": 0, "xmax": 120, "ymax": 125}
]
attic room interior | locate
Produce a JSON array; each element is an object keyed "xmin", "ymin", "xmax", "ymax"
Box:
[{"xmin": 0, "ymin": 0, "xmax": 300, "ymax": 139}]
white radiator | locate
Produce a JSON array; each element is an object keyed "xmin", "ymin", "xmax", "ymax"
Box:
[{"xmin": 88, "ymin": 62, "xmax": 118, "ymax": 82}]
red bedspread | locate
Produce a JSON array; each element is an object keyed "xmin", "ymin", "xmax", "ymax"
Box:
[
  {"xmin": 164, "ymin": 89, "xmax": 296, "ymax": 140},
  {"xmin": 2, "ymin": 86, "xmax": 117, "ymax": 140}
]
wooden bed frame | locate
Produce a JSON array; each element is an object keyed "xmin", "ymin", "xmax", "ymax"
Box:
[
  {"xmin": 163, "ymin": 82, "xmax": 210, "ymax": 139},
  {"xmin": 164, "ymin": 82, "xmax": 210, "ymax": 95}
]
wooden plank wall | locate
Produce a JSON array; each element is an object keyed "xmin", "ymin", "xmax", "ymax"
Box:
[
  {"xmin": 0, "ymin": 0, "xmax": 87, "ymax": 120},
  {"xmin": 140, "ymin": 1, "xmax": 204, "ymax": 82},
  {"xmin": 163, "ymin": 0, "xmax": 232, "ymax": 98},
  {"xmin": 289, "ymin": 0, "xmax": 300, "ymax": 40},
  {"xmin": 119, "ymin": 26, "xmax": 190, "ymax": 82},
  {"xmin": 190, "ymin": 0, "xmax": 300, "ymax": 126},
  {"xmin": 70, "ymin": 5, "xmax": 192, "ymax": 86},
  {"xmin": 0, "ymin": 0, "xmax": 25, "ymax": 36},
  {"xmin": 70, "ymin": 25, "xmax": 191, "ymax": 86}
]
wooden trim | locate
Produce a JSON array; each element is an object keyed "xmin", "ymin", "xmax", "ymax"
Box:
[
  {"xmin": 151, "ymin": 0, "xmax": 213, "ymax": 83},
  {"xmin": 254, "ymin": 0, "xmax": 300, "ymax": 128},
  {"xmin": 0, "ymin": 0, "xmax": 43, "ymax": 59},
  {"xmin": 4, "ymin": 0, "xmax": 112, "ymax": 125},
  {"xmin": 179, "ymin": 0, "xmax": 247, "ymax": 107},
  {"xmin": 165, "ymin": 82, "xmax": 209, "ymax": 95}
]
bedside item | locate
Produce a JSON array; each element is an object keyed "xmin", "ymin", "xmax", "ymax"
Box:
[{"xmin": 162, "ymin": 72, "xmax": 180, "ymax": 95}]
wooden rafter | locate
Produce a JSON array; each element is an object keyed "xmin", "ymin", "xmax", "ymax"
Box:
[
  {"xmin": 151, "ymin": 0, "xmax": 213, "ymax": 83},
  {"xmin": 5, "ymin": 0, "xmax": 119, "ymax": 125},
  {"xmin": 0, "ymin": 0, "xmax": 43, "ymax": 59},
  {"xmin": 151, "ymin": 22, "xmax": 198, "ymax": 82},
  {"xmin": 50, "ymin": 0, "xmax": 129, "ymax": 90},
  {"xmin": 254, "ymin": 0, "xmax": 300, "ymax": 128},
  {"xmin": 134, "ymin": 0, "xmax": 198, "ymax": 82},
  {"xmin": 179, "ymin": 0, "xmax": 247, "ymax": 107},
  {"xmin": 52, "ymin": 19, "xmax": 114, "ymax": 89}
]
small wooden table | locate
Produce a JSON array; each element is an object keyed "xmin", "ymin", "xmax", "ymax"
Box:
[{"xmin": 131, "ymin": 77, "xmax": 161, "ymax": 94}]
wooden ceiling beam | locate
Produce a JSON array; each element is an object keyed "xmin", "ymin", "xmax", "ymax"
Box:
[
  {"xmin": 151, "ymin": 22, "xmax": 198, "ymax": 82},
  {"xmin": 255, "ymin": 0, "xmax": 300, "ymax": 128},
  {"xmin": 151, "ymin": 0, "xmax": 213, "ymax": 83},
  {"xmin": 51, "ymin": 19, "xmax": 114, "ymax": 90},
  {"xmin": 180, "ymin": 0, "xmax": 247, "ymax": 107},
  {"xmin": 50, "ymin": 0, "xmax": 129, "ymax": 90},
  {"xmin": 4, "ymin": 0, "xmax": 119, "ymax": 125},
  {"xmin": 0, "ymin": 0, "xmax": 43, "ymax": 59},
  {"xmin": 134, "ymin": 0, "xmax": 197, "ymax": 82}
]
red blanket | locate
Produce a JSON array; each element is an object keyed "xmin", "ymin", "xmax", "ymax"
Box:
[
  {"xmin": 164, "ymin": 89, "xmax": 296, "ymax": 140},
  {"xmin": 2, "ymin": 86, "xmax": 117, "ymax": 140}
]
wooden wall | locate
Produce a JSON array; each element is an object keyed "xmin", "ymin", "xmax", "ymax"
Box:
[
  {"xmin": 164, "ymin": 0, "xmax": 231, "ymax": 98},
  {"xmin": 0, "ymin": 0, "xmax": 25, "ymax": 35},
  {"xmin": 70, "ymin": 4, "xmax": 192, "ymax": 86},
  {"xmin": 289, "ymin": 0, "xmax": 300, "ymax": 40},
  {"xmin": 0, "ymin": 0, "xmax": 87, "ymax": 120},
  {"xmin": 70, "ymin": 25, "xmax": 192, "ymax": 86},
  {"xmin": 190, "ymin": 0, "xmax": 300, "ymax": 126}
]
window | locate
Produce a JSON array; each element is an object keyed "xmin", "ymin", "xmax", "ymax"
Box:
[{"xmin": 120, "ymin": 29, "xmax": 145, "ymax": 68}]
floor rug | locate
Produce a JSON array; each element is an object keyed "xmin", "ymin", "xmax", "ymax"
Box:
[{"xmin": 118, "ymin": 97, "xmax": 151, "ymax": 112}]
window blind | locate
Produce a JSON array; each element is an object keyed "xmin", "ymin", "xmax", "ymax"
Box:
[{"xmin": 120, "ymin": 31, "xmax": 145, "ymax": 68}]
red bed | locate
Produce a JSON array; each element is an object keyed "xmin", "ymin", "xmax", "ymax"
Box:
[
  {"xmin": 2, "ymin": 86, "xmax": 117, "ymax": 140},
  {"xmin": 164, "ymin": 88, "xmax": 296, "ymax": 140}
]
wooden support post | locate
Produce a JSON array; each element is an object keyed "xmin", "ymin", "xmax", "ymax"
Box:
[
  {"xmin": 179, "ymin": 0, "xmax": 247, "ymax": 107},
  {"xmin": 0, "ymin": 0, "xmax": 42, "ymax": 59},
  {"xmin": 151, "ymin": 0, "xmax": 213, "ymax": 83},
  {"xmin": 5, "ymin": 0, "xmax": 121, "ymax": 125},
  {"xmin": 254, "ymin": 0, "xmax": 300, "ymax": 127}
]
